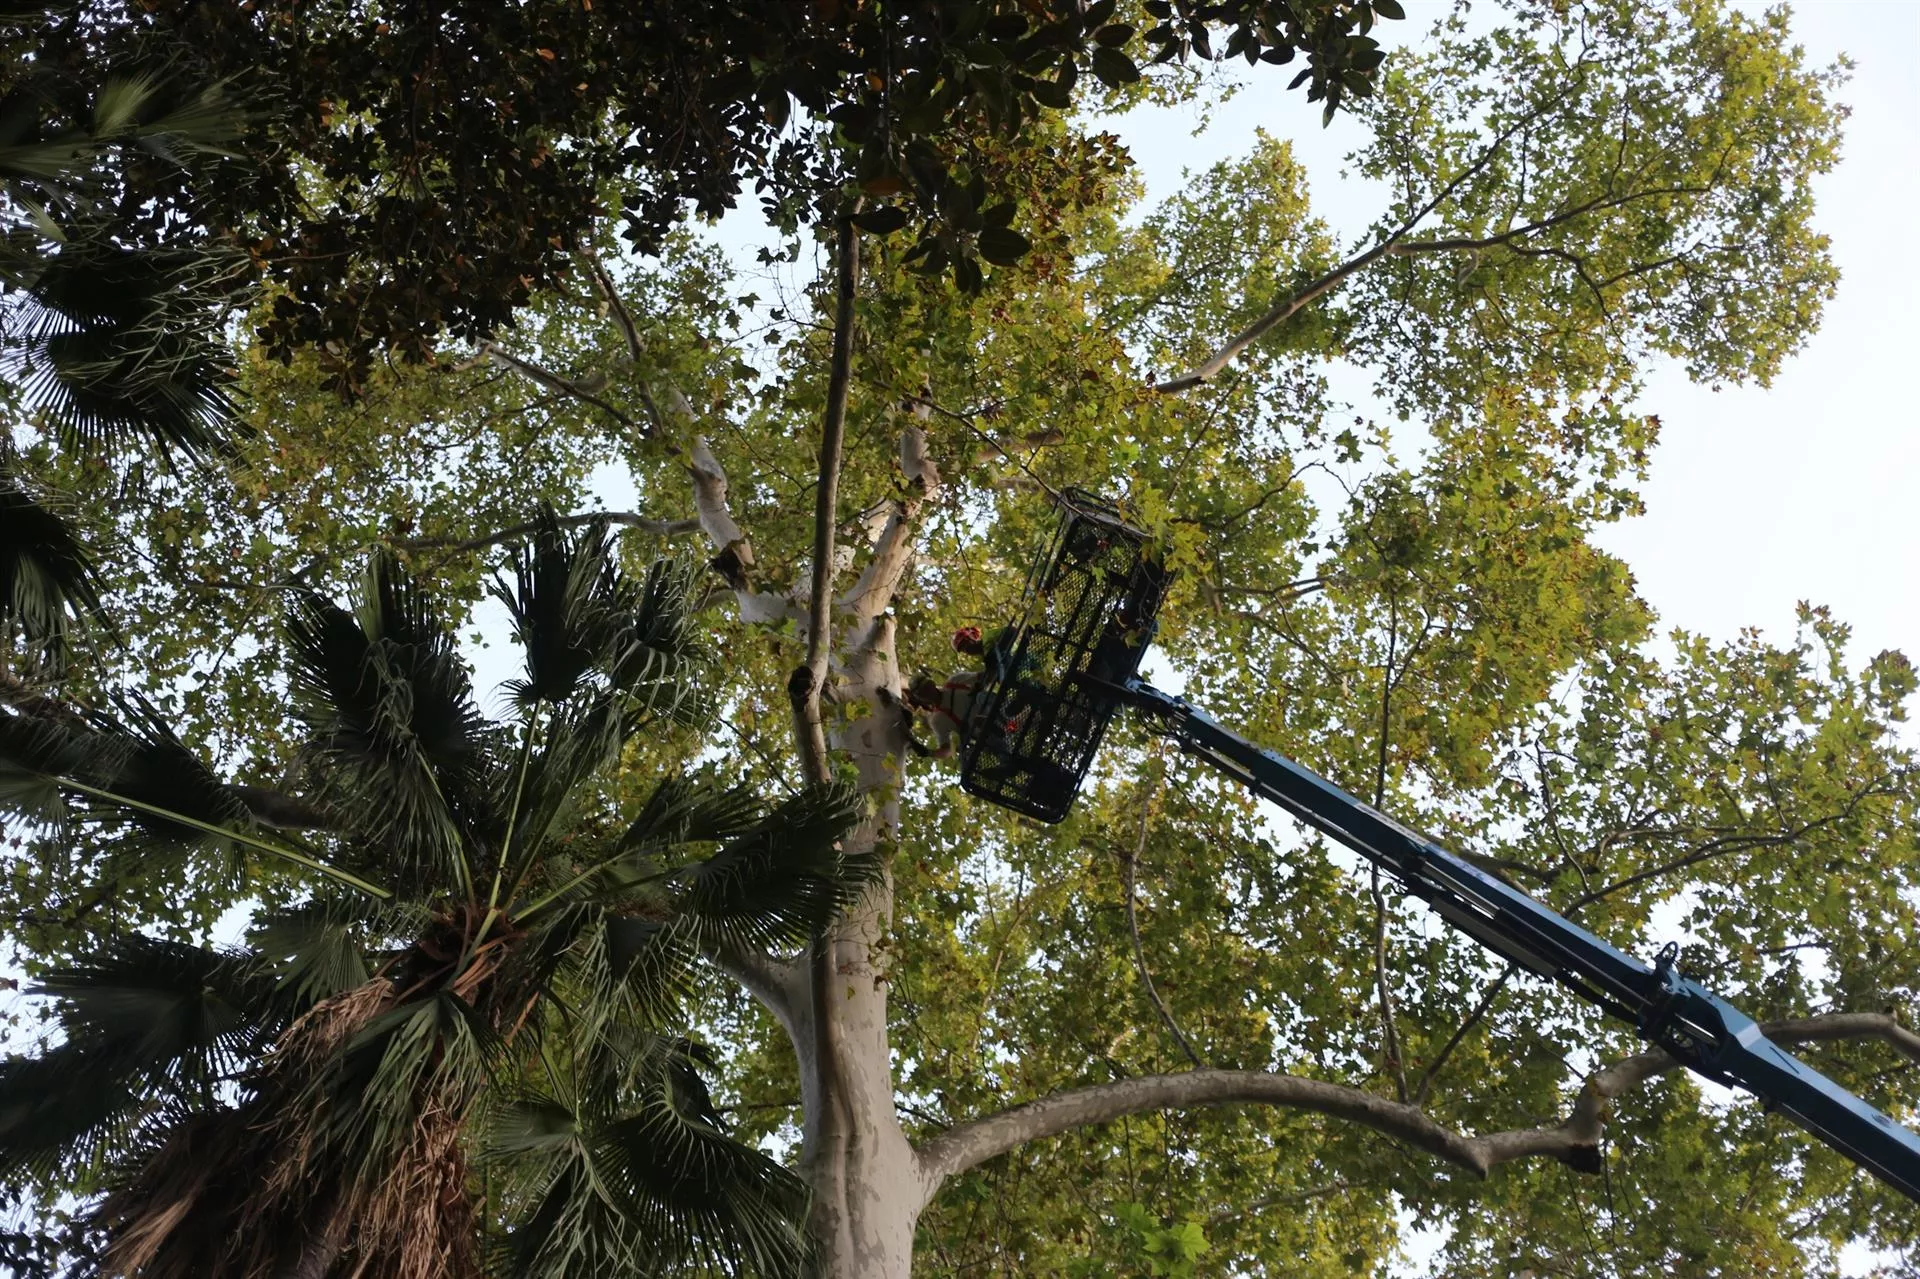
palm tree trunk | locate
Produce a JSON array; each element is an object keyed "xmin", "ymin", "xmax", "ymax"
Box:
[{"xmin": 277, "ymin": 1199, "xmax": 348, "ymax": 1279}]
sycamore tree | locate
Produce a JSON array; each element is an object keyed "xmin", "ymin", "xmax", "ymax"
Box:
[{"xmin": 5, "ymin": 1, "xmax": 1919, "ymax": 1276}]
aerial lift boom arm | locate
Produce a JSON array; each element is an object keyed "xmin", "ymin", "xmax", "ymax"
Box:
[
  {"xmin": 958, "ymin": 487, "xmax": 1920, "ymax": 1201},
  {"xmin": 1115, "ymin": 678, "xmax": 1920, "ymax": 1202}
]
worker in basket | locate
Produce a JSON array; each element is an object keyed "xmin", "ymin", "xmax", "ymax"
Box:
[{"xmin": 904, "ymin": 626, "xmax": 1030, "ymax": 760}]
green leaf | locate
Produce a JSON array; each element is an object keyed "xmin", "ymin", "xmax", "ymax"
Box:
[
  {"xmin": 851, "ymin": 205, "xmax": 909, "ymax": 237},
  {"xmin": 977, "ymin": 226, "xmax": 1031, "ymax": 266},
  {"xmin": 1090, "ymin": 46, "xmax": 1140, "ymax": 88}
]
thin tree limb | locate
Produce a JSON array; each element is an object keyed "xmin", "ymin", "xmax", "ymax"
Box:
[
  {"xmin": 799, "ymin": 215, "xmax": 861, "ymax": 1261},
  {"xmin": 1413, "ymin": 964, "xmax": 1516, "ymax": 1107},
  {"xmin": 579, "ymin": 247, "xmax": 645, "ymax": 366},
  {"xmin": 394, "ymin": 511, "xmax": 701, "ymax": 555},
  {"xmin": 480, "ymin": 342, "xmax": 638, "ymax": 433},
  {"xmin": 794, "ymin": 216, "xmax": 859, "ymax": 781},
  {"xmin": 1123, "ymin": 772, "xmax": 1205, "ymax": 1070},
  {"xmin": 1371, "ymin": 594, "xmax": 1410, "ymax": 1103},
  {"xmin": 1154, "ymin": 77, "xmax": 1628, "ymax": 394}
]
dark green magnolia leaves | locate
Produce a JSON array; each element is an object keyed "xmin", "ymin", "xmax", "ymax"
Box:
[
  {"xmin": 977, "ymin": 225, "xmax": 1032, "ymax": 266},
  {"xmin": 1091, "ymin": 45, "xmax": 1142, "ymax": 87},
  {"xmin": 852, "ymin": 205, "xmax": 910, "ymax": 236}
]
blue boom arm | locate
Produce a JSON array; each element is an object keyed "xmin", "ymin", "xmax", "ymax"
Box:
[{"xmin": 1115, "ymin": 678, "xmax": 1920, "ymax": 1203}]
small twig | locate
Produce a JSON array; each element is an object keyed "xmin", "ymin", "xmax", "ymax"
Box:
[
  {"xmin": 1413, "ymin": 964, "xmax": 1516, "ymax": 1107},
  {"xmin": 481, "ymin": 342, "xmax": 640, "ymax": 434},
  {"xmin": 393, "ymin": 510, "xmax": 701, "ymax": 555},
  {"xmin": 1123, "ymin": 771, "xmax": 1205, "ymax": 1070}
]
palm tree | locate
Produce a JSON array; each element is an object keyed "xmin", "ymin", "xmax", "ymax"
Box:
[
  {"xmin": 1, "ymin": 62, "xmax": 249, "ymax": 673},
  {"xmin": 0, "ymin": 514, "xmax": 871, "ymax": 1277}
]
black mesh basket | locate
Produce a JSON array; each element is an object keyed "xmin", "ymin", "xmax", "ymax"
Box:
[{"xmin": 958, "ymin": 489, "xmax": 1169, "ymax": 823}]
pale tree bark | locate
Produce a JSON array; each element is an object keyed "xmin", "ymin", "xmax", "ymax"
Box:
[{"xmin": 663, "ymin": 220, "xmax": 943, "ymax": 1273}]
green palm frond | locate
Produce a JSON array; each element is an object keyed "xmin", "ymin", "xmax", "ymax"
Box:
[
  {"xmin": 568, "ymin": 913, "xmax": 702, "ymax": 1037},
  {"xmin": 287, "ymin": 553, "xmax": 495, "ymax": 887},
  {"xmin": 0, "ymin": 469, "xmax": 104, "ymax": 671},
  {"xmin": 329, "ymin": 990, "xmax": 500, "ymax": 1183},
  {"xmin": 0, "ymin": 1043, "xmax": 150, "ymax": 1185},
  {"xmin": 247, "ymin": 895, "xmax": 396, "ymax": 1008},
  {"xmin": 0, "ymin": 935, "xmax": 277, "ymax": 1184},
  {"xmin": 84, "ymin": 696, "xmax": 256, "ymax": 860},
  {"xmin": 505, "ymin": 695, "xmax": 632, "ymax": 871},
  {"xmin": 498, "ymin": 510, "xmax": 628, "ymax": 708},
  {"xmin": 496, "ymin": 511, "xmax": 706, "ymax": 716},
  {"xmin": 675, "ymin": 781, "xmax": 875, "ymax": 955},
  {"xmin": 618, "ymin": 773, "xmax": 770, "ymax": 855},
  {"xmin": 36, "ymin": 934, "xmax": 280, "ymax": 1076},
  {"xmin": 0, "ymin": 701, "xmax": 391, "ymax": 896},
  {"xmin": 0, "ymin": 530, "xmax": 861, "ymax": 1273},
  {"xmin": 0, "ymin": 71, "xmax": 244, "ymax": 195},
  {"xmin": 495, "ymin": 1038, "xmax": 810, "ymax": 1279},
  {"xmin": 609, "ymin": 557, "xmax": 707, "ymax": 713},
  {"xmin": 0, "ymin": 236, "xmax": 241, "ymax": 456},
  {"xmin": 0, "ymin": 702, "xmax": 117, "ymax": 829}
]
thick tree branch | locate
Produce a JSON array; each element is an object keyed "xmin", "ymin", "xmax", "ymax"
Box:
[
  {"xmin": 685, "ymin": 435, "xmax": 796, "ymax": 625},
  {"xmin": 915, "ymin": 1069, "xmax": 1482, "ymax": 1205},
  {"xmin": 915, "ymin": 1013, "xmax": 1920, "ymax": 1208},
  {"xmin": 704, "ymin": 937, "xmax": 797, "ymax": 1027},
  {"xmin": 837, "ymin": 400, "xmax": 942, "ymax": 634}
]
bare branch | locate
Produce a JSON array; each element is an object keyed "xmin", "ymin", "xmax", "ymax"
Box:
[
  {"xmin": 1123, "ymin": 775, "xmax": 1205, "ymax": 1069},
  {"xmin": 793, "ymin": 216, "xmax": 860, "ymax": 784},
  {"xmin": 795, "ymin": 217, "xmax": 862, "ymax": 1257},
  {"xmin": 915, "ymin": 1013, "xmax": 1920, "ymax": 1208},
  {"xmin": 481, "ymin": 342, "xmax": 639, "ymax": 433},
  {"xmin": 914, "ymin": 1069, "xmax": 1483, "ymax": 1206},
  {"xmin": 395, "ymin": 511, "xmax": 701, "ymax": 555}
]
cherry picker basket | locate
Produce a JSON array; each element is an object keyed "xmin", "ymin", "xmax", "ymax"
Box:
[{"xmin": 958, "ymin": 489, "xmax": 1170, "ymax": 823}]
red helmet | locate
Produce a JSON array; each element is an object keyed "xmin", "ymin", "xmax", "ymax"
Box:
[{"xmin": 952, "ymin": 625, "xmax": 984, "ymax": 652}]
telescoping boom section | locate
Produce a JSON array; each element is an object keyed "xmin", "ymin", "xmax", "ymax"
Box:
[{"xmin": 956, "ymin": 491, "xmax": 1920, "ymax": 1203}]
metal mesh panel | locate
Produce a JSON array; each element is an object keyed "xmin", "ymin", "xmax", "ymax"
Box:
[{"xmin": 959, "ymin": 490, "xmax": 1168, "ymax": 823}]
